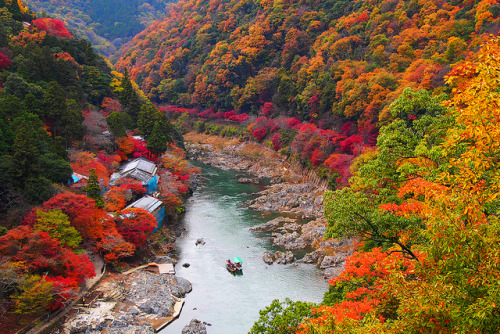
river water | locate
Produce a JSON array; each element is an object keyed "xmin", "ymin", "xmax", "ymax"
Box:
[{"xmin": 161, "ymin": 163, "xmax": 328, "ymax": 334}]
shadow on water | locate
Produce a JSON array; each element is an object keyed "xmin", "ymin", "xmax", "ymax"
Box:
[{"xmin": 161, "ymin": 162, "xmax": 328, "ymax": 334}]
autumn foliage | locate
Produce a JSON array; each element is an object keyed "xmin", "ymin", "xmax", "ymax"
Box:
[
  {"xmin": 301, "ymin": 36, "xmax": 500, "ymax": 333},
  {"xmin": 32, "ymin": 18, "xmax": 73, "ymax": 39}
]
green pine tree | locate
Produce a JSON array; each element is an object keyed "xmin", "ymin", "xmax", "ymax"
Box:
[
  {"xmin": 13, "ymin": 119, "xmax": 41, "ymax": 181},
  {"xmin": 83, "ymin": 168, "xmax": 104, "ymax": 208},
  {"xmin": 147, "ymin": 122, "xmax": 168, "ymax": 155},
  {"xmin": 106, "ymin": 111, "xmax": 127, "ymax": 138}
]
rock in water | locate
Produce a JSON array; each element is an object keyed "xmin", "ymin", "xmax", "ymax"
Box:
[
  {"xmin": 182, "ymin": 319, "xmax": 207, "ymax": 334},
  {"xmin": 263, "ymin": 251, "xmax": 275, "ymax": 264}
]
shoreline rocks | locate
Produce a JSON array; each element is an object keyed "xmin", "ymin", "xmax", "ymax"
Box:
[
  {"xmin": 182, "ymin": 319, "xmax": 209, "ymax": 334},
  {"xmin": 64, "ymin": 270, "xmax": 191, "ymax": 334}
]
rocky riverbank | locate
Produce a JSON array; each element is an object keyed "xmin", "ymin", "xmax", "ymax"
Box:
[
  {"xmin": 184, "ymin": 132, "xmax": 356, "ymax": 280},
  {"xmin": 63, "ymin": 267, "xmax": 191, "ymax": 334}
]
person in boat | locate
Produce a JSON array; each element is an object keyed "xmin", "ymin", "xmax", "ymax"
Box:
[{"xmin": 226, "ymin": 259, "xmax": 236, "ymax": 271}]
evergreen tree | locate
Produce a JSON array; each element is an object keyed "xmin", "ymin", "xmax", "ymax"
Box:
[
  {"xmin": 106, "ymin": 111, "xmax": 127, "ymax": 138},
  {"xmin": 8, "ymin": 0, "xmax": 22, "ymax": 21},
  {"xmin": 43, "ymin": 81, "xmax": 67, "ymax": 122},
  {"xmin": 59, "ymin": 99, "xmax": 84, "ymax": 143},
  {"xmin": 137, "ymin": 104, "xmax": 156, "ymax": 138},
  {"xmin": 51, "ymin": 136, "xmax": 69, "ymax": 161},
  {"xmin": 22, "ymin": 92, "xmax": 42, "ymax": 116},
  {"xmin": 147, "ymin": 122, "xmax": 168, "ymax": 155},
  {"xmin": 82, "ymin": 168, "xmax": 104, "ymax": 208},
  {"xmin": 40, "ymin": 152, "xmax": 72, "ymax": 184},
  {"xmin": 127, "ymin": 91, "xmax": 142, "ymax": 125},
  {"xmin": 119, "ymin": 69, "xmax": 142, "ymax": 125},
  {"xmin": 13, "ymin": 119, "xmax": 41, "ymax": 181},
  {"xmin": 119, "ymin": 69, "xmax": 133, "ymax": 107}
]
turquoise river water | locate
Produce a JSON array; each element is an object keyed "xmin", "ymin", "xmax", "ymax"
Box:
[{"xmin": 160, "ymin": 163, "xmax": 328, "ymax": 334}]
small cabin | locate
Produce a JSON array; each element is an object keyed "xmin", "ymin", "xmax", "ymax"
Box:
[
  {"xmin": 126, "ymin": 195, "xmax": 165, "ymax": 232},
  {"xmin": 112, "ymin": 157, "xmax": 159, "ymax": 193}
]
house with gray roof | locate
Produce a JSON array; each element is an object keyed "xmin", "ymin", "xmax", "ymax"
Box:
[
  {"xmin": 126, "ymin": 195, "xmax": 165, "ymax": 232},
  {"xmin": 111, "ymin": 157, "xmax": 159, "ymax": 193}
]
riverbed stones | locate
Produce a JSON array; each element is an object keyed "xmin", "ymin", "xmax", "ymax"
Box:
[
  {"xmin": 249, "ymin": 217, "xmax": 297, "ymax": 232},
  {"xmin": 245, "ymin": 183, "xmax": 324, "ymax": 218},
  {"xmin": 275, "ymin": 251, "xmax": 295, "ymax": 264},
  {"xmin": 127, "ymin": 271, "xmax": 187, "ymax": 317},
  {"xmin": 65, "ymin": 271, "xmax": 192, "ymax": 333},
  {"xmin": 182, "ymin": 319, "xmax": 208, "ymax": 334},
  {"xmin": 155, "ymin": 255, "xmax": 178, "ymax": 264},
  {"xmin": 263, "ymin": 251, "xmax": 275, "ymax": 264},
  {"xmin": 237, "ymin": 177, "xmax": 260, "ymax": 184},
  {"xmin": 65, "ymin": 301, "xmax": 156, "ymax": 334},
  {"xmin": 262, "ymin": 251, "xmax": 295, "ymax": 264},
  {"xmin": 195, "ymin": 238, "xmax": 205, "ymax": 246},
  {"xmin": 170, "ymin": 276, "xmax": 193, "ymax": 298}
]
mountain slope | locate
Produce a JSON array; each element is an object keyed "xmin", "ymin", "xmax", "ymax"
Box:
[
  {"xmin": 24, "ymin": 0, "xmax": 174, "ymax": 57},
  {"xmin": 116, "ymin": 0, "xmax": 499, "ymax": 126}
]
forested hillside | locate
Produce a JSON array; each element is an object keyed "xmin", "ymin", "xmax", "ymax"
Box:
[
  {"xmin": 24, "ymin": 0, "xmax": 174, "ymax": 57},
  {"xmin": 115, "ymin": 0, "xmax": 499, "ymax": 189},
  {"xmin": 0, "ymin": 1, "xmax": 194, "ymax": 327},
  {"xmin": 117, "ymin": 0, "xmax": 499, "ymax": 121}
]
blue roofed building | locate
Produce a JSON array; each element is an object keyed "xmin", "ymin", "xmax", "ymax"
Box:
[
  {"xmin": 125, "ymin": 195, "xmax": 165, "ymax": 232},
  {"xmin": 111, "ymin": 157, "xmax": 159, "ymax": 193}
]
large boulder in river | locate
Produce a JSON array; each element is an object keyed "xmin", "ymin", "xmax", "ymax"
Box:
[
  {"xmin": 182, "ymin": 319, "xmax": 208, "ymax": 334},
  {"xmin": 272, "ymin": 231, "xmax": 306, "ymax": 250},
  {"xmin": 263, "ymin": 251, "xmax": 275, "ymax": 264},
  {"xmin": 274, "ymin": 251, "xmax": 295, "ymax": 264},
  {"xmin": 237, "ymin": 177, "xmax": 260, "ymax": 184},
  {"xmin": 319, "ymin": 255, "xmax": 346, "ymax": 269},
  {"xmin": 299, "ymin": 250, "xmax": 324, "ymax": 264},
  {"xmin": 170, "ymin": 276, "xmax": 192, "ymax": 298}
]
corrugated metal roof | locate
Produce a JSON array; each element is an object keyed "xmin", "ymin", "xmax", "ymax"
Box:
[
  {"xmin": 126, "ymin": 195, "xmax": 162, "ymax": 213},
  {"xmin": 136, "ymin": 159, "xmax": 156, "ymax": 174},
  {"xmin": 127, "ymin": 169, "xmax": 155, "ymax": 185},
  {"xmin": 120, "ymin": 157, "xmax": 156, "ymax": 176}
]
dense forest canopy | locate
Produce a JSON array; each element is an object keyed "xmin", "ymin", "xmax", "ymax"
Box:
[
  {"xmin": 116, "ymin": 0, "xmax": 499, "ymax": 124},
  {"xmin": 24, "ymin": 0, "xmax": 174, "ymax": 57}
]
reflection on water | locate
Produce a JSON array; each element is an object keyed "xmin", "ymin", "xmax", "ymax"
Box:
[{"xmin": 161, "ymin": 163, "xmax": 328, "ymax": 334}]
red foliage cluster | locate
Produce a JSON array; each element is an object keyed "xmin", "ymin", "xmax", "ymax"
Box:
[
  {"xmin": 271, "ymin": 132, "xmax": 283, "ymax": 151},
  {"xmin": 71, "ymin": 151, "xmax": 111, "ymax": 184},
  {"xmin": 0, "ymin": 223, "xmax": 95, "ymax": 309},
  {"xmin": 116, "ymin": 136, "xmax": 154, "ymax": 161},
  {"xmin": 324, "ymin": 154, "xmax": 354, "ymax": 186},
  {"xmin": 251, "ymin": 127, "xmax": 267, "ymax": 141},
  {"xmin": 131, "ymin": 137, "xmax": 154, "ymax": 160},
  {"xmin": 104, "ymin": 178, "xmax": 146, "ymax": 212},
  {"xmin": 286, "ymin": 117, "xmax": 302, "ymax": 129},
  {"xmin": 32, "ymin": 18, "xmax": 72, "ymax": 39},
  {"xmin": 115, "ymin": 208, "xmax": 156, "ymax": 247},
  {"xmin": 100, "ymin": 97, "xmax": 122, "ymax": 116},
  {"xmin": 0, "ymin": 52, "xmax": 11, "ymax": 71},
  {"xmin": 260, "ymin": 102, "xmax": 274, "ymax": 116},
  {"xmin": 339, "ymin": 135, "xmax": 364, "ymax": 155}
]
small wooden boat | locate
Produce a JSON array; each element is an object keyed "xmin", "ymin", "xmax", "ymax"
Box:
[
  {"xmin": 233, "ymin": 257, "xmax": 243, "ymax": 271},
  {"xmin": 226, "ymin": 257, "xmax": 243, "ymax": 273}
]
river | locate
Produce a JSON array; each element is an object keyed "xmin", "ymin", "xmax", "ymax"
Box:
[{"xmin": 160, "ymin": 163, "xmax": 329, "ymax": 334}]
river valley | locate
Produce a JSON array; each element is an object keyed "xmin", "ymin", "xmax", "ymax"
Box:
[{"xmin": 162, "ymin": 163, "xmax": 329, "ymax": 333}]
